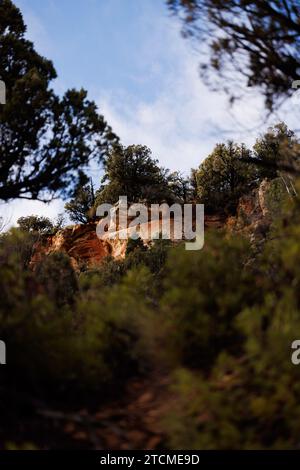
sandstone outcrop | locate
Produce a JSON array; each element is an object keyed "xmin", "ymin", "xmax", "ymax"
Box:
[{"xmin": 31, "ymin": 180, "xmax": 281, "ymax": 270}]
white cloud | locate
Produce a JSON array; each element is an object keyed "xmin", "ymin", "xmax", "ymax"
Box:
[
  {"xmin": 97, "ymin": 12, "xmax": 298, "ymax": 175},
  {"xmin": 0, "ymin": 199, "xmax": 65, "ymax": 230}
]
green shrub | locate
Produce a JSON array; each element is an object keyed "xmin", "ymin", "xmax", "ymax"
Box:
[
  {"xmin": 0, "ymin": 231, "xmax": 129, "ymax": 397},
  {"xmin": 163, "ymin": 294, "xmax": 300, "ymax": 449},
  {"xmin": 125, "ymin": 236, "xmax": 147, "ymax": 256},
  {"xmin": 159, "ymin": 232, "xmax": 257, "ymax": 369},
  {"xmin": 80, "ymin": 238, "xmax": 172, "ymax": 292},
  {"xmin": 17, "ymin": 215, "xmax": 54, "ymax": 236},
  {"xmin": 78, "ymin": 266, "xmax": 158, "ymax": 380},
  {"xmin": 162, "ymin": 189, "xmax": 300, "ymax": 449},
  {"xmin": 35, "ymin": 252, "xmax": 78, "ymax": 306},
  {"xmin": 0, "ymin": 241, "xmax": 107, "ymax": 395},
  {"xmin": 0, "ymin": 228, "xmax": 38, "ymax": 269}
]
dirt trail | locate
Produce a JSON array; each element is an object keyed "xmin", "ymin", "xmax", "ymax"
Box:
[
  {"xmin": 36, "ymin": 372, "xmax": 173, "ymax": 450},
  {"xmin": 205, "ymin": 214, "xmax": 227, "ymax": 229}
]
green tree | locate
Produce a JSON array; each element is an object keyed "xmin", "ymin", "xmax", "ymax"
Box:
[
  {"xmin": 167, "ymin": 0, "xmax": 300, "ymax": 110},
  {"xmin": 251, "ymin": 122, "xmax": 300, "ymax": 186},
  {"xmin": 95, "ymin": 144, "xmax": 175, "ymax": 205},
  {"xmin": 17, "ymin": 215, "xmax": 54, "ymax": 235},
  {"xmin": 0, "ymin": 0, "xmax": 118, "ymax": 202},
  {"xmin": 196, "ymin": 141, "xmax": 256, "ymax": 213},
  {"xmin": 65, "ymin": 175, "xmax": 96, "ymax": 224},
  {"xmin": 167, "ymin": 171, "xmax": 193, "ymax": 203}
]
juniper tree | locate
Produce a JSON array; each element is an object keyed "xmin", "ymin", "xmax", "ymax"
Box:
[{"xmin": 0, "ymin": 0, "xmax": 118, "ymax": 202}]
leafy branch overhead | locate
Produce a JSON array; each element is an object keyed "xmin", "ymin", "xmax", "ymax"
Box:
[{"xmin": 167, "ymin": 0, "xmax": 300, "ymax": 110}]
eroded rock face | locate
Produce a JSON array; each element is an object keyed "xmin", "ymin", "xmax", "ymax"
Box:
[
  {"xmin": 226, "ymin": 178, "xmax": 284, "ymax": 242},
  {"xmin": 31, "ymin": 181, "xmax": 280, "ymax": 270},
  {"xmin": 31, "ymin": 217, "xmax": 187, "ymax": 270},
  {"xmin": 30, "ymin": 223, "xmax": 113, "ymax": 271}
]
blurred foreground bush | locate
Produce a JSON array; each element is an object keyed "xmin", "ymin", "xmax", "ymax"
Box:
[
  {"xmin": 160, "ymin": 232, "xmax": 259, "ymax": 370},
  {"xmin": 0, "ymin": 230, "xmax": 158, "ymax": 403},
  {"xmin": 3, "ymin": 179, "xmax": 300, "ymax": 450},
  {"xmin": 161, "ymin": 183, "xmax": 300, "ymax": 449}
]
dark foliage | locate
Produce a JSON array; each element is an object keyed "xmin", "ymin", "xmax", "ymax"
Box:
[
  {"xmin": 0, "ymin": 0, "xmax": 119, "ymax": 202},
  {"xmin": 65, "ymin": 174, "xmax": 96, "ymax": 224},
  {"xmin": 17, "ymin": 215, "xmax": 54, "ymax": 235},
  {"xmin": 95, "ymin": 145, "xmax": 180, "ymax": 206},
  {"xmin": 167, "ymin": 0, "xmax": 300, "ymax": 110}
]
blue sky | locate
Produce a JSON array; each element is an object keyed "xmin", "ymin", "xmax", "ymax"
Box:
[
  {"xmin": 14, "ymin": 0, "xmax": 174, "ymax": 101},
  {"xmin": 2, "ymin": 0, "xmax": 297, "ymax": 225}
]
